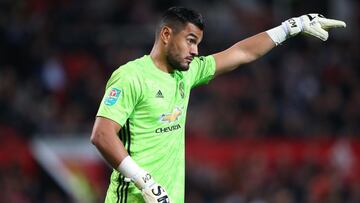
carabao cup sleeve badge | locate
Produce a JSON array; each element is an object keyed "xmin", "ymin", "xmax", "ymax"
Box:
[{"xmin": 104, "ymin": 88, "xmax": 121, "ymax": 106}]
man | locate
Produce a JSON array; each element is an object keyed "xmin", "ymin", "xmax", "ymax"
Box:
[{"xmin": 91, "ymin": 7, "xmax": 345, "ymax": 203}]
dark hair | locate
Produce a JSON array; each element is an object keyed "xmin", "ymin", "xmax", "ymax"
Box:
[{"xmin": 156, "ymin": 7, "xmax": 204, "ymax": 36}]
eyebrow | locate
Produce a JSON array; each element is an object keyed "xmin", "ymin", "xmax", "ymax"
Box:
[{"xmin": 187, "ymin": 33, "xmax": 198, "ymax": 39}]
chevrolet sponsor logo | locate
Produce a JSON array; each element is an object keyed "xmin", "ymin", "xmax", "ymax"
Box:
[
  {"xmin": 155, "ymin": 124, "xmax": 181, "ymax": 133},
  {"xmin": 156, "ymin": 107, "xmax": 182, "ymax": 134},
  {"xmin": 160, "ymin": 107, "xmax": 182, "ymax": 123}
]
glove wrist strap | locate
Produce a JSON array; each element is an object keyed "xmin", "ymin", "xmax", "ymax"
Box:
[
  {"xmin": 117, "ymin": 156, "xmax": 154, "ymax": 189},
  {"xmin": 117, "ymin": 156, "xmax": 142, "ymax": 179},
  {"xmin": 266, "ymin": 24, "xmax": 288, "ymax": 46}
]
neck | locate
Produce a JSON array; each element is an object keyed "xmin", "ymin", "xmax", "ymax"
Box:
[{"xmin": 149, "ymin": 43, "xmax": 174, "ymax": 73}]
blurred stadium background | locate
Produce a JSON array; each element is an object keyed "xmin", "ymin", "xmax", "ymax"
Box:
[{"xmin": 0, "ymin": 0, "xmax": 359, "ymax": 202}]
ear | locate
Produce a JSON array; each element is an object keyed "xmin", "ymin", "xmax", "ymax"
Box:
[{"xmin": 160, "ymin": 26, "xmax": 172, "ymax": 44}]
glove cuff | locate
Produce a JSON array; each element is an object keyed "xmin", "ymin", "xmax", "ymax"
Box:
[
  {"xmin": 117, "ymin": 156, "xmax": 142, "ymax": 179},
  {"xmin": 117, "ymin": 156, "xmax": 155, "ymax": 190},
  {"xmin": 266, "ymin": 16, "xmax": 305, "ymax": 46},
  {"xmin": 266, "ymin": 25, "xmax": 288, "ymax": 46}
]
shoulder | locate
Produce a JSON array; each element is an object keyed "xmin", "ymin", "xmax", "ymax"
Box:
[
  {"xmin": 104, "ymin": 56, "xmax": 149, "ymax": 90},
  {"xmin": 111, "ymin": 56, "xmax": 147, "ymax": 80},
  {"xmin": 186, "ymin": 55, "xmax": 215, "ymax": 74},
  {"xmin": 191, "ymin": 55, "xmax": 214, "ymax": 65}
]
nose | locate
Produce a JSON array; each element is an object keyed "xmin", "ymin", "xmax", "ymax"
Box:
[{"xmin": 190, "ymin": 45, "xmax": 198, "ymax": 56}]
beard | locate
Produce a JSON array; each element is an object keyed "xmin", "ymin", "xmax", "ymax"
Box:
[{"xmin": 165, "ymin": 45, "xmax": 190, "ymax": 72}]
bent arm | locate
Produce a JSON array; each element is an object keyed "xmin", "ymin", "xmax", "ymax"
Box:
[
  {"xmin": 90, "ymin": 116, "xmax": 171, "ymax": 200},
  {"xmin": 213, "ymin": 32, "xmax": 275, "ymax": 76},
  {"xmin": 90, "ymin": 116, "xmax": 128, "ymax": 168}
]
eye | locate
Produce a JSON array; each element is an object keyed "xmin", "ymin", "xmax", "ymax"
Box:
[{"xmin": 187, "ymin": 38, "xmax": 196, "ymax": 45}]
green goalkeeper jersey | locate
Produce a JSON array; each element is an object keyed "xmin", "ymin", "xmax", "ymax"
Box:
[{"xmin": 97, "ymin": 55, "xmax": 216, "ymax": 203}]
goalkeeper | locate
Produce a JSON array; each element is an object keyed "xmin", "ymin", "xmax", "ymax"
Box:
[{"xmin": 90, "ymin": 7, "xmax": 345, "ymax": 203}]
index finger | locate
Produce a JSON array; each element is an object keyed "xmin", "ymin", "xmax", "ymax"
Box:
[{"xmin": 318, "ymin": 18, "xmax": 346, "ymax": 29}]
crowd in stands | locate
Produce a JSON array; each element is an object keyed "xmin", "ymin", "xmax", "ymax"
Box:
[
  {"xmin": 1, "ymin": 0, "xmax": 359, "ymax": 202},
  {"xmin": 186, "ymin": 152, "xmax": 360, "ymax": 203}
]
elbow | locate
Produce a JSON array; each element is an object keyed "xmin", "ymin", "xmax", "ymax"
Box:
[
  {"xmin": 90, "ymin": 130, "xmax": 103, "ymax": 146},
  {"xmin": 244, "ymin": 52, "xmax": 260, "ymax": 64}
]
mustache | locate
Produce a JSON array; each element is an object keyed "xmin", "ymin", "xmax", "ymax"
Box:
[{"xmin": 185, "ymin": 56, "xmax": 194, "ymax": 61}]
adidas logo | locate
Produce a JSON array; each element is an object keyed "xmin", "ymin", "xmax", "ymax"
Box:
[{"xmin": 155, "ymin": 90, "xmax": 164, "ymax": 98}]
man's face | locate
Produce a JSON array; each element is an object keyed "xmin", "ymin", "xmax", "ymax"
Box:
[{"xmin": 165, "ymin": 23, "xmax": 203, "ymax": 71}]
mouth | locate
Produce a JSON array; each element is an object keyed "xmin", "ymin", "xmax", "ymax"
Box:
[{"xmin": 185, "ymin": 57, "xmax": 193, "ymax": 63}]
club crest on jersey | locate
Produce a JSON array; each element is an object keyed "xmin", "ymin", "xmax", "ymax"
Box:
[
  {"xmin": 104, "ymin": 88, "xmax": 121, "ymax": 106},
  {"xmin": 160, "ymin": 107, "xmax": 182, "ymax": 123}
]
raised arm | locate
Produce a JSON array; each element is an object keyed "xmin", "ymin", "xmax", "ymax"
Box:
[
  {"xmin": 213, "ymin": 32, "xmax": 274, "ymax": 75},
  {"xmin": 213, "ymin": 13, "xmax": 346, "ymax": 76}
]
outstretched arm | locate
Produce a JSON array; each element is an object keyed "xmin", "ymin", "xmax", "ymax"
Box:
[
  {"xmin": 213, "ymin": 32, "xmax": 274, "ymax": 76},
  {"xmin": 213, "ymin": 13, "xmax": 346, "ymax": 76}
]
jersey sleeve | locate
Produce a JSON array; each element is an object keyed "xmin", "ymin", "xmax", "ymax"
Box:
[
  {"xmin": 96, "ymin": 68, "xmax": 142, "ymax": 127},
  {"xmin": 188, "ymin": 55, "xmax": 216, "ymax": 89}
]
